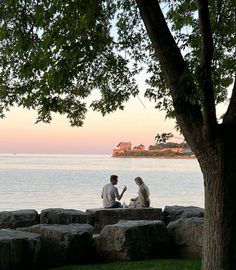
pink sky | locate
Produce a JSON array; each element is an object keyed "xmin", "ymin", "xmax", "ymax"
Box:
[{"xmin": 0, "ymin": 95, "xmax": 181, "ymax": 154}]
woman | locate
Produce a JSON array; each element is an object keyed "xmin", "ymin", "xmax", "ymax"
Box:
[{"xmin": 131, "ymin": 176, "xmax": 150, "ymax": 207}]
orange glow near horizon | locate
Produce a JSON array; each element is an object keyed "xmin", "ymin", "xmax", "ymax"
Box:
[{"xmin": 0, "ymin": 96, "xmax": 180, "ymax": 154}]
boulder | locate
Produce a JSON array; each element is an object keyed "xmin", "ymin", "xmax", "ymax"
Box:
[
  {"xmin": 163, "ymin": 205, "xmax": 204, "ymax": 225},
  {"xmin": 94, "ymin": 220, "xmax": 168, "ymax": 261},
  {"xmin": 0, "ymin": 229, "xmax": 40, "ymax": 270},
  {"xmin": 0, "ymin": 209, "xmax": 39, "ymax": 229},
  {"xmin": 167, "ymin": 217, "xmax": 203, "ymax": 259},
  {"xmin": 40, "ymin": 208, "xmax": 87, "ymax": 224},
  {"xmin": 18, "ymin": 223, "xmax": 94, "ymax": 267},
  {"xmin": 86, "ymin": 208, "xmax": 163, "ymax": 233}
]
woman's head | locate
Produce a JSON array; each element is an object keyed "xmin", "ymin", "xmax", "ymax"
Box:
[{"xmin": 135, "ymin": 176, "xmax": 143, "ymax": 186}]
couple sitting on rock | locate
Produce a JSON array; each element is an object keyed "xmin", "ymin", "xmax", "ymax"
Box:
[{"xmin": 101, "ymin": 175, "xmax": 150, "ymax": 209}]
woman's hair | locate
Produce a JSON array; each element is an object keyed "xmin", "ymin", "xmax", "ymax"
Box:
[{"xmin": 135, "ymin": 176, "xmax": 143, "ymax": 185}]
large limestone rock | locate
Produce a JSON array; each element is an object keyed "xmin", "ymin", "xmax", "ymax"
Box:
[
  {"xmin": 0, "ymin": 209, "xmax": 39, "ymax": 229},
  {"xmin": 94, "ymin": 220, "xmax": 168, "ymax": 261},
  {"xmin": 18, "ymin": 223, "xmax": 94, "ymax": 267},
  {"xmin": 167, "ymin": 217, "xmax": 203, "ymax": 259},
  {"xmin": 0, "ymin": 229, "xmax": 40, "ymax": 270},
  {"xmin": 40, "ymin": 208, "xmax": 87, "ymax": 224},
  {"xmin": 163, "ymin": 205, "xmax": 204, "ymax": 225},
  {"xmin": 86, "ymin": 208, "xmax": 163, "ymax": 233}
]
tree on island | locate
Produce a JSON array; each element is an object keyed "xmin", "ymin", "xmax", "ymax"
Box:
[
  {"xmin": 0, "ymin": 1, "xmax": 235, "ymax": 269},
  {"xmin": 149, "ymin": 139, "xmax": 189, "ymax": 151},
  {"xmin": 155, "ymin": 132, "xmax": 173, "ymax": 144},
  {"xmin": 149, "ymin": 132, "xmax": 179, "ymax": 150}
]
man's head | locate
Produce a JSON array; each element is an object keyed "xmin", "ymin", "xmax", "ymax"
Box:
[{"xmin": 110, "ymin": 175, "xmax": 118, "ymax": 185}]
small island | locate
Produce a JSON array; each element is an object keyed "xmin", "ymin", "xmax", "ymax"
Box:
[{"xmin": 112, "ymin": 140, "xmax": 195, "ymax": 158}]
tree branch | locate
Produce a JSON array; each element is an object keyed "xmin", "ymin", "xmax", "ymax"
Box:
[
  {"xmin": 223, "ymin": 76, "xmax": 236, "ymax": 125},
  {"xmin": 135, "ymin": 0, "xmax": 203, "ymax": 148},
  {"xmin": 196, "ymin": 0, "xmax": 217, "ymax": 134},
  {"xmin": 197, "ymin": 0, "xmax": 214, "ymax": 65}
]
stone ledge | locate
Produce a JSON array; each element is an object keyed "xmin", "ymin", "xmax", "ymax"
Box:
[
  {"xmin": 40, "ymin": 208, "xmax": 87, "ymax": 224},
  {"xmin": 0, "ymin": 209, "xmax": 39, "ymax": 229},
  {"xmin": 94, "ymin": 220, "xmax": 169, "ymax": 261},
  {"xmin": 0, "ymin": 229, "xmax": 40, "ymax": 270},
  {"xmin": 0, "ymin": 206, "xmax": 205, "ymax": 267},
  {"xmin": 168, "ymin": 217, "xmax": 203, "ymax": 259},
  {"xmin": 86, "ymin": 207, "xmax": 163, "ymax": 233},
  {"xmin": 163, "ymin": 205, "xmax": 204, "ymax": 225},
  {"xmin": 18, "ymin": 223, "xmax": 94, "ymax": 267}
]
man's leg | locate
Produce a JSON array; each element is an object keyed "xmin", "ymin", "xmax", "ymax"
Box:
[{"xmin": 112, "ymin": 201, "xmax": 122, "ymax": 208}]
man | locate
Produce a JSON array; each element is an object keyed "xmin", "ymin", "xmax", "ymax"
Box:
[{"xmin": 101, "ymin": 175, "xmax": 127, "ymax": 208}]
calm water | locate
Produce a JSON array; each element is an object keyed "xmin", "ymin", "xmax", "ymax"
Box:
[{"xmin": 0, "ymin": 154, "xmax": 204, "ymax": 212}]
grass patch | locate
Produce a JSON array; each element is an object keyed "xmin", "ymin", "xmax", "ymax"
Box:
[{"xmin": 48, "ymin": 259, "xmax": 201, "ymax": 270}]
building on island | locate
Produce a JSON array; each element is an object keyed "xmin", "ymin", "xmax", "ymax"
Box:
[
  {"xmin": 112, "ymin": 142, "xmax": 132, "ymax": 156},
  {"xmin": 113, "ymin": 142, "xmax": 146, "ymax": 157},
  {"xmin": 133, "ymin": 144, "xmax": 145, "ymax": 151},
  {"xmin": 117, "ymin": 142, "xmax": 132, "ymax": 150}
]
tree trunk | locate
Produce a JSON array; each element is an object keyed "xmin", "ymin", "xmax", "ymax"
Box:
[
  {"xmin": 197, "ymin": 134, "xmax": 236, "ymax": 270},
  {"xmin": 135, "ymin": 1, "xmax": 236, "ymax": 268}
]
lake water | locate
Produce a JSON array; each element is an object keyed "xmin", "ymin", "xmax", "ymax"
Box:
[{"xmin": 0, "ymin": 154, "xmax": 204, "ymax": 212}]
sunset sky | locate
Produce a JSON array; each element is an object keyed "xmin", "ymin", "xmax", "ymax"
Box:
[
  {"xmin": 1, "ymin": 78, "xmax": 229, "ymax": 155},
  {"xmin": 0, "ymin": 91, "xmax": 180, "ymax": 155}
]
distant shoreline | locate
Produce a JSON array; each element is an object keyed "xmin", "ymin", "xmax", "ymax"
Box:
[{"xmin": 112, "ymin": 155, "xmax": 196, "ymax": 159}]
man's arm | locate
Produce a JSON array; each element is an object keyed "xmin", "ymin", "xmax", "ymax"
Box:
[{"xmin": 116, "ymin": 185, "xmax": 127, "ymax": 201}]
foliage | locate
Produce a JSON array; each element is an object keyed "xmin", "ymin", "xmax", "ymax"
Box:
[
  {"xmin": 114, "ymin": 149, "xmax": 191, "ymax": 157},
  {"xmin": 155, "ymin": 132, "xmax": 173, "ymax": 144},
  {"xmin": 49, "ymin": 259, "xmax": 201, "ymax": 270},
  {"xmin": 145, "ymin": 0, "xmax": 235, "ymax": 116},
  {"xmin": 149, "ymin": 141, "xmax": 189, "ymax": 150},
  {"xmin": 0, "ymin": 0, "xmax": 235, "ymax": 125},
  {"xmin": 0, "ymin": 0, "xmax": 140, "ymax": 125}
]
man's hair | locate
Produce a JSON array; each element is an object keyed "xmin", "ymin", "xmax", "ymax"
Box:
[{"xmin": 110, "ymin": 175, "xmax": 118, "ymax": 182}]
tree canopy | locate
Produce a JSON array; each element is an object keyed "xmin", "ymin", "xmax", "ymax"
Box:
[{"xmin": 0, "ymin": 0, "xmax": 234, "ymax": 126}]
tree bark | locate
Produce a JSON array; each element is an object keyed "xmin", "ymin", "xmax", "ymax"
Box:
[
  {"xmin": 196, "ymin": 0, "xmax": 217, "ymax": 137},
  {"xmin": 198, "ymin": 130, "xmax": 236, "ymax": 270}
]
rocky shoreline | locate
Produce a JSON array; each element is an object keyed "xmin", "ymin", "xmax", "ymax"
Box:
[{"xmin": 0, "ymin": 205, "xmax": 204, "ymax": 269}]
